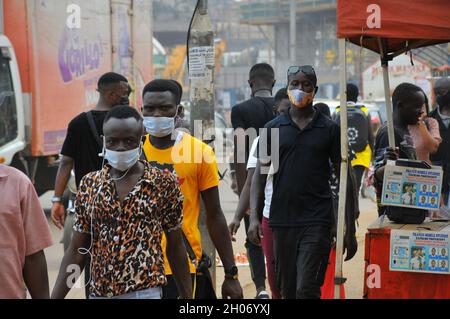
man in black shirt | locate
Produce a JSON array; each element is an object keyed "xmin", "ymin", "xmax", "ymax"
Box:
[
  {"xmin": 230, "ymin": 63, "xmax": 276, "ymax": 298},
  {"xmin": 249, "ymin": 65, "xmax": 340, "ymax": 299},
  {"xmin": 50, "ymin": 72, "xmax": 129, "ymax": 298},
  {"xmin": 430, "ymin": 78, "xmax": 450, "ymax": 211},
  {"xmin": 374, "ymin": 83, "xmax": 423, "ymax": 216},
  {"xmin": 232, "ymin": 63, "xmax": 277, "ymax": 192}
]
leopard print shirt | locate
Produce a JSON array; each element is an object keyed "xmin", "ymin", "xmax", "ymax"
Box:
[{"xmin": 73, "ymin": 160, "xmax": 183, "ymax": 297}]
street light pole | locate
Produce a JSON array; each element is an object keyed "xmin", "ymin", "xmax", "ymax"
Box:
[{"xmin": 188, "ymin": 0, "xmax": 217, "ymax": 288}]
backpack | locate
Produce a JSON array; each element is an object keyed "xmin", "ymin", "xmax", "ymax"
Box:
[{"xmin": 334, "ymin": 105, "xmax": 369, "ymax": 153}]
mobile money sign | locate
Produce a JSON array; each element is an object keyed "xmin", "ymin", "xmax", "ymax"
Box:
[
  {"xmin": 390, "ymin": 229, "xmax": 450, "ymax": 274},
  {"xmin": 381, "ymin": 162, "xmax": 443, "ymax": 211}
]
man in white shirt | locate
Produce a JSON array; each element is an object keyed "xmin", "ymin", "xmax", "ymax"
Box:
[
  {"xmin": 402, "ymin": 185, "xmax": 416, "ymax": 205},
  {"xmin": 411, "ymin": 249, "xmax": 422, "ymax": 270}
]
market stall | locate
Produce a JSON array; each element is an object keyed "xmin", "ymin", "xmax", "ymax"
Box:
[{"xmin": 335, "ymin": 0, "xmax": 450, "ymax": 299}]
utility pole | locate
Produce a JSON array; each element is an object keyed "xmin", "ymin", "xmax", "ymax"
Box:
[
  {"xmin": 289, "ymin": 0, "xmax": 297, "ymax": 64},
  {"xmin": 188, "ymin": 0, "xmax": 216, "ymax": 288}
]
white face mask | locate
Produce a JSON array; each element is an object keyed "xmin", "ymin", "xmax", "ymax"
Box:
[
  {"xmin": 104, "ymin": 145, "xmax": 141, "ymax": 172},
  {"xmin": 143, "ymin": 116, "xmax": 175, "ymax": 137}
]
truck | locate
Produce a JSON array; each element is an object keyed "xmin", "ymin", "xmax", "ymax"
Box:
[{"xmin": 0, "ymin": 0, "xmax": 153, "ymax": 195}]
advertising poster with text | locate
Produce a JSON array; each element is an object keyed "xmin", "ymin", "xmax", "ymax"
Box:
[
  {"xmin": 382, "ymin": 163, "xmax": 443, "ymax": 210},
  {"xmin": 390, "ymin": 229, "xmax": 450, "ymax": 274}
]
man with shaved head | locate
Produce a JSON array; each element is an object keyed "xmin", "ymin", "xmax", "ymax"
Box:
[
  {"xmin": 141, "ymin": 79, "xmax": 243, "ymax": 299},
  {"xmin": 231, "ymin": 63, "xmax": 276, "ymax": 299},
  {"xmin": 248, "ymin": 66, "xmax": 342, "ymax": 299},
  {"xmin": 51, "ymin": 106, "xmax": 192, "ymax": 299},
  {"xmin": 430, "ymin": 77, "xmax": 450, "ymax": 214},
  {"xmin": 51, "ymin": 72, "xmax": 131, "ymax": 298}
]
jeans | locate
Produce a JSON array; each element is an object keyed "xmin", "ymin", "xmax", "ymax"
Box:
[
  {"xmin": 90, "ymin": 287, "xmax": 162, "ymax": 299},
  {"xmin": 244, "ymin": 215, "xmax": 267, "ymax": 290},
  {"xmin": 273, "ymin": 225, "xmax": 332, "ymax": 299}
]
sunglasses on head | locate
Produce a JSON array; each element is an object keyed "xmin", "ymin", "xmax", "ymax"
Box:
[{"xmin": 287, "ymin": 65, "xmax": 316, "ymax": 76}]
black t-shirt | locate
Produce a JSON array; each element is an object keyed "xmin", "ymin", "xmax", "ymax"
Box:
[
  {"xmin": 61, "ymin": 111, "xmax": 107, "ymax": 187},
  {"xmin": 231, "ymin": 96, "xmax": 275, "ymax": 163},
  {"xmin": 259, "ymin": 110, "xmax": 341, "ymax": 228}
]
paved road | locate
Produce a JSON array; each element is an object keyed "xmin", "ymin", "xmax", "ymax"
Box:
[{"xmin": 40, "ymin": 165, "xmax": 378, "ymax": 299}]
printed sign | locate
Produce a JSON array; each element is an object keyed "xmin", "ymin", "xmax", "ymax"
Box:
[
  {"xmin": 390, "ymin": 229, "xmax": 450, "ymax": 274},
  {"xmin": 381, "ymin": 162, "xmax": 443, "ymax": 210},
  {"xmin": 188, "ymin": 46, "xmax": 215, "ymax": 79}
]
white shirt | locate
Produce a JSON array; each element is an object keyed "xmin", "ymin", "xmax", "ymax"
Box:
[
  {"xmin": 411, "ymin": 256, "xmax": 421, "ymax": 270},
  {"xmin": 247, "ymin": 137, "xmax": 274, "ymax": 219},
  {"xmin": 402, "ymin": 192, "xmax": 415, "ymax": 205}
]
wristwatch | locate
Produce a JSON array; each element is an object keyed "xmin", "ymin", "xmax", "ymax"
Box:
[
  {"xmin": 51, "ymin": 196, "xmax": 63, "ymax": 203},
  {"xmin": 224, "ymin": 265, "xmax": 239, "ymax": 280}
]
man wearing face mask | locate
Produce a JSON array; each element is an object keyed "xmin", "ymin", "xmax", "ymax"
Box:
[
  {"xmin": 51, "ymin": 72, "xmax": 130, "ymax": 298},
  {"xmin": 430, "ymin": 77, "xmax": 450, "ymax": 214},
  {"xmin": 51, "ymin": 72, "xmax": 131, "ymax": 228},
  {"xmin": 249, "ymin": 66, "xmax": 341, "ymax": 299},
  {"xmin": 141, "ymin": 79, "xmax": 243, "ymax": 299},
  {"xmin": 51, "ymin": 106, "xmax": 192, "ymax": 299}
]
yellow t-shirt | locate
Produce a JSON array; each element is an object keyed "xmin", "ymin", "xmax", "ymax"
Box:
[{"xmin": 143, "ymin": 131, "xmax": 219, "ymax": 274}]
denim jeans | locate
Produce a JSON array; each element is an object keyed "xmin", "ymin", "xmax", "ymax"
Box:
[{"xmin": 90, "ymin": 287, "xmax": 162, "ymax": 299}]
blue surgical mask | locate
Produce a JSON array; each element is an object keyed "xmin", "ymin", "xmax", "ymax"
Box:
[
  {"xmin": 104, "ymin": 146, "xmax": 141, "ymax": 172},
  {"xmin": 143, "ymin": 116, "xmax": 175, "ymax": 137}
]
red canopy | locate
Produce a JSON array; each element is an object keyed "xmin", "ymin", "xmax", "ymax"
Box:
[{"xmin": 337, "ymin": 0, "xmax": 450, "ymax": 58}]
